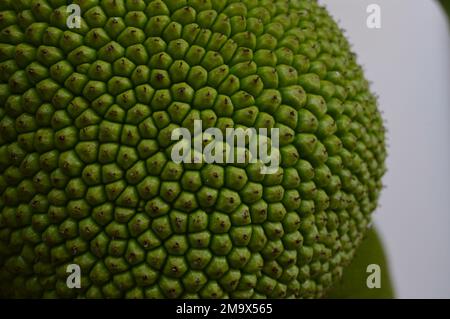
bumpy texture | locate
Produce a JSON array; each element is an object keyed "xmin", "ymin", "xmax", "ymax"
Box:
[{"xmin": 0, "ymin": 0, "xmax": 386, "ymax": 298}]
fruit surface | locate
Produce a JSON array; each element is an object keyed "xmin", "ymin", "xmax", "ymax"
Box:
[{"xmin": 0, "ymin": 0, "xmax": 386, "ymax": 298}]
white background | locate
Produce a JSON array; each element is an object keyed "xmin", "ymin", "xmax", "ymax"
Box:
[{"xmin": 320, "ymin": 0, "xmax": 450, "ymax": 298}]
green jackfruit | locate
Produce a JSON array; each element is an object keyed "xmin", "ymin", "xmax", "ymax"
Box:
[{"xmin": 0, "ymin": 0, "xmax": 386, "ymax": 299}]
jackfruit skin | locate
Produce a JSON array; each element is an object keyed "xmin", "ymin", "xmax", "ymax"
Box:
[{"xmin": 0, "ymin": 0, "xmax": 386, "ymax": 298}]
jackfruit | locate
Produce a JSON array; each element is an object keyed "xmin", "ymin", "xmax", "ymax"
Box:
[{"xmin": 0, "ymin": 0, "xmax": 386, "ymax": 298}]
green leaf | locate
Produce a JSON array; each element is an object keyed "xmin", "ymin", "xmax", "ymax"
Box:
[{"xmin": 327, "ymin": 227, "xmax": 395, "ymax": 299}]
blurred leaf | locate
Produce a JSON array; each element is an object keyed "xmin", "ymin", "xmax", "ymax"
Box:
[
  {"xmin": 439, "ymin": 0, "xmax": 450, "ymax": 18},
  {"xmin": 327, "ymin": 226, "xmax": 395, "ymax": 299}
]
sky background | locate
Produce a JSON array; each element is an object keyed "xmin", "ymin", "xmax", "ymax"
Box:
[{"xmin": 319, "ymin": 0, "xmax": 450, "ymax": 298}]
